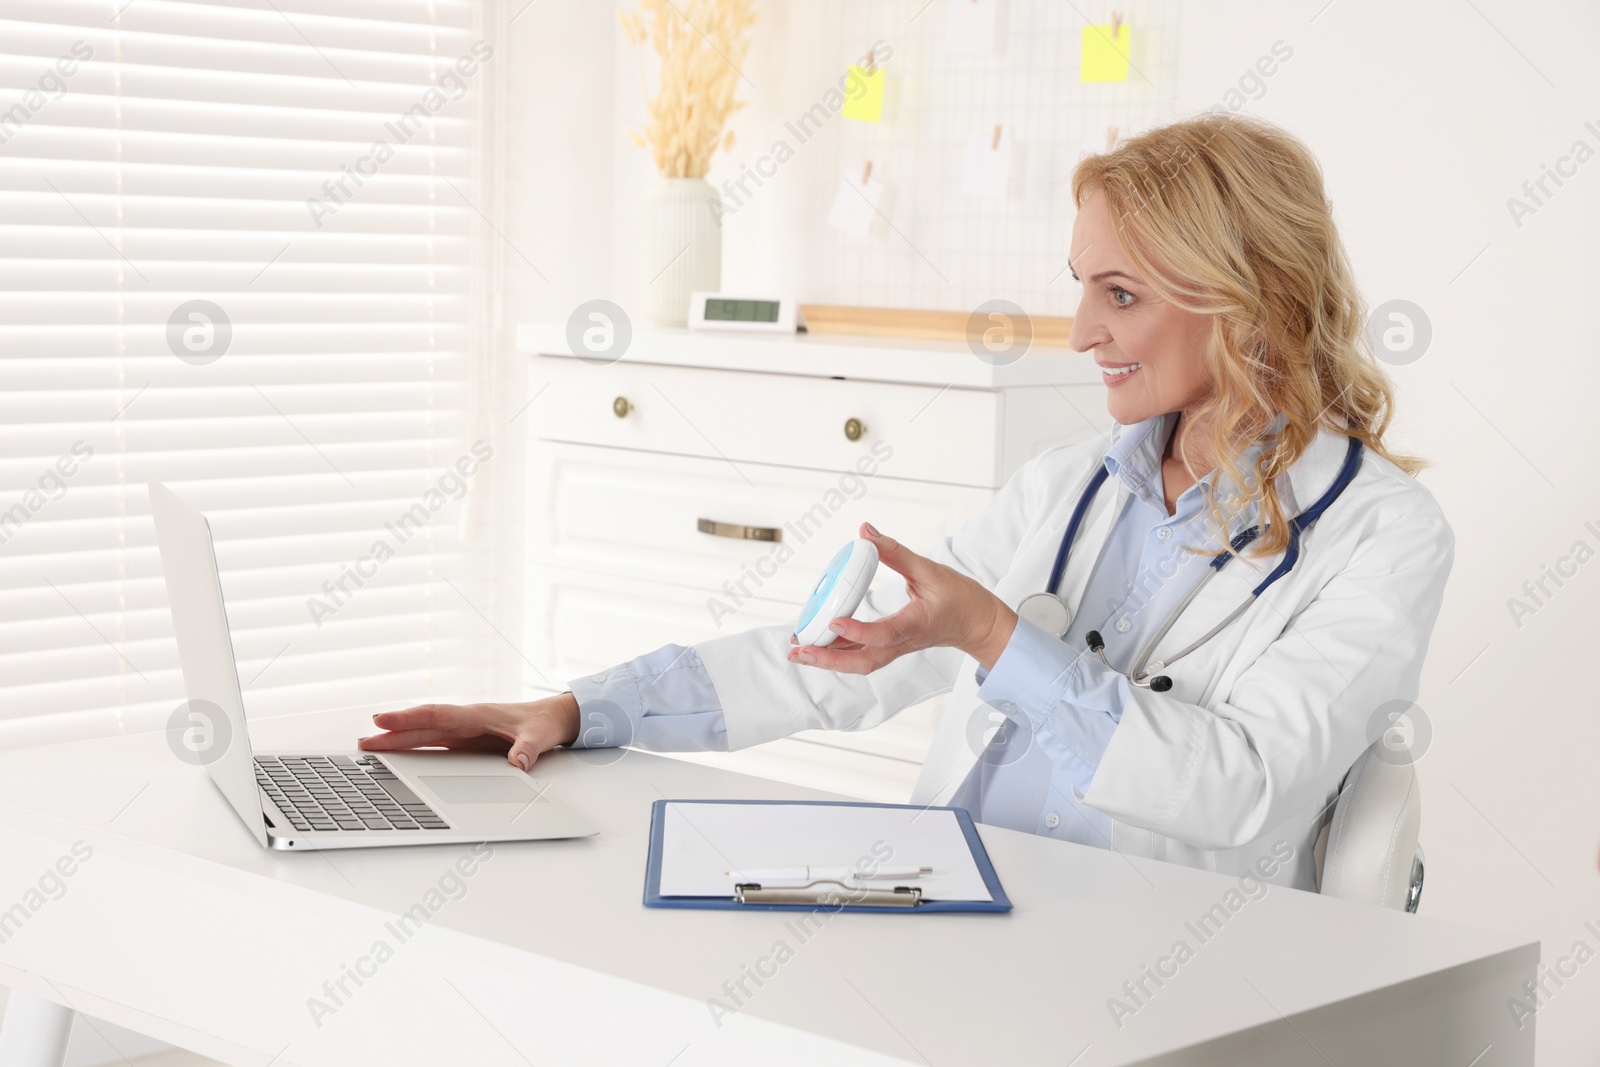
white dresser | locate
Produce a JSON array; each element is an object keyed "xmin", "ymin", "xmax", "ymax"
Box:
[{"xmin": 517, "ymin": 324, "xmax": 1109, "ymax": 801}]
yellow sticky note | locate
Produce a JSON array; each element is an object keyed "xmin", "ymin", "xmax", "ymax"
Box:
[
  {"xmin": 1080, "ymin": 23, "xmax": 1131, "ymax": 83},
  {"xmin": 842, "ymin": 66, "xmax": 884, "ymax": 123}
]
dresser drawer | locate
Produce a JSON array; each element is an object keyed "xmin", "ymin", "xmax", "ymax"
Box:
[
  {"xmin": 524, "ymin": 563, "xmax": 797, "ymax": 688},
  {"xmin": 528, "ymin": 356, "xmax": 1003, "ymax": 487},
  {"xmin": 528, "ymin": 442, "xmax": 993, "ymax": 612}
]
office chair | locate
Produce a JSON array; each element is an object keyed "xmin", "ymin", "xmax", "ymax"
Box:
[{"xmin": 1313, "ymin": 738, "xmax": 1425, "ymax": 913}]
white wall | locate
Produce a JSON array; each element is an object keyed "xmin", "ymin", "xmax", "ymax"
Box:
[
  {"xmin": 502, "ymin": 2, "xmax": 616, "ymax": 323},
  {"xmin": 487, "ymin": 0, "xmax": 619, "ymax": 696},
  {"xmin": 512, "ymin": 0, "xmax": 1600, "ymax": 1061}
]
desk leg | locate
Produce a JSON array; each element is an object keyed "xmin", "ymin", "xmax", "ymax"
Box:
[{"xmin": 0, "ymin": 991, "xmax": 73, "ymax": 1067}]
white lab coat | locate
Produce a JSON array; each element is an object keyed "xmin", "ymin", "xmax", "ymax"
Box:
[{"xmin": 694, "ymin": 424, "xmax": 1454, "ymax": 890}]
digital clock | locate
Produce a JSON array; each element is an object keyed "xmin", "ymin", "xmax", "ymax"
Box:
[{"xmin": 687, "ymin": 291, "xmax": 798, "ymax": 333}]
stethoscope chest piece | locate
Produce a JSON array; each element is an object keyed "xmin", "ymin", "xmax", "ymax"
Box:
[
  {"xmin": 1017, "ymin": 592, "xmax": 1072, "ymax": 639},
  {"xmin": 1019, "ymin": 434, "xmax": 1364, "ymax": 691}
]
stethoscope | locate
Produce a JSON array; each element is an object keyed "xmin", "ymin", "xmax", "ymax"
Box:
[{"xmin": 1015, "ymin": 436, "xmax": 1364, "ymax": 693}]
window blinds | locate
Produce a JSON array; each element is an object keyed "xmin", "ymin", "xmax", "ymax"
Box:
[{"xmin": 0, "ymin": 0, "xmax": 499, "ymax": 744}]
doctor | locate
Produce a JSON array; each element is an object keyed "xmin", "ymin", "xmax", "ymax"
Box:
[{"xmin": 362, "ymin": 114, "xmax": 1453, "ymax": 890}]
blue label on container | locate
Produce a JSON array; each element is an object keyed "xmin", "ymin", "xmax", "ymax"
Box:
[{"xmin": 795, "ymin": 542, "xmax": 853, "ymax": 635}]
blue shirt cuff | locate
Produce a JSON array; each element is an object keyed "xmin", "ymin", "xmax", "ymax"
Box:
[
  {"xmin": 566, "ymin": 644, "xmax": 728, "ymax": 752},
  {"xmin": 975, "ymin": 617, "xmax": 1125, "ymax": 772}
]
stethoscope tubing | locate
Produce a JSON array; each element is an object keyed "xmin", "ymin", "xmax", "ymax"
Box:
[
  {"xmin": 1046, "ymin": 463, "xmax": 1112, "ymax": 595},
  {"xmin": 1054, "ymin": 435, "xmax": 1364, "ymax": 689}
]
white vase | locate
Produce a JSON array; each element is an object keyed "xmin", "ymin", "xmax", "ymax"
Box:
[{"xmin": 640, "ymin": 177, "xmax": 721, "ymax": 327}]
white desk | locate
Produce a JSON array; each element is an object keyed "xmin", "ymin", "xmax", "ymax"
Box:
[{"xmin": 0, "ymin": 707, "xmax": 1537, "ymax": 1066}]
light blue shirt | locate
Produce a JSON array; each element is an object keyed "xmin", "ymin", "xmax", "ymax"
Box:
[{"xmin": 566, "ymin": 413, "xmax": 1264, "ymax": 851}]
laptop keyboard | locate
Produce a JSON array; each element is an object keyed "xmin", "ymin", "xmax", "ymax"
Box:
[{"xmin": 254, "ymin": 754, "xmax": 450, "ymax": 833}]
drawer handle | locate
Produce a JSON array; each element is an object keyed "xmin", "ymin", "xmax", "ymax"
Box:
[
  {"xmin": 613, "ymin": 396, "xmax": 632, "ymax": 418},
  {"xmin": 843, "ymin": 417, "xmax": 866, "ymax": 442},
  {"xmin": 698, "ymin": 518, "xmax": 783, "ymax": 542}
]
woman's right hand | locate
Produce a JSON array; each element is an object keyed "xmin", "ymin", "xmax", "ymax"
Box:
[{"xmin": 356, "ymin": 692, "xmax": 581, "ymax": 772}]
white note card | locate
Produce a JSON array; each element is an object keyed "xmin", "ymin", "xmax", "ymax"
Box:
[
  {"xmin": 962, "ymin": 134, "xmax": 1013, "ymax": 199},
  {"xmin": 658, "ymin": 802, "xmax": 994, "ymax": 902},
  {"xmin": 826, "ymin": 173, "xmax": 886, "ymax": 238},
  {"xmin": 945, "ymin": 0, "xmax": 1006, "ymax": 55}
]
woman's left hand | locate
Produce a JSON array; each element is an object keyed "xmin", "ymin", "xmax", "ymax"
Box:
[{"xmin": 787, "ymin": 523, "xmax": 1018, "ymax": 675}]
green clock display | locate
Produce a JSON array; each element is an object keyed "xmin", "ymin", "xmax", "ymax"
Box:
[{"xmin": 704, "ymin": 298, "xmax": 781, "ymax": 323}]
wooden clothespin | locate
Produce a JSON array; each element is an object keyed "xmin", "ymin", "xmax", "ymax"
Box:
[
  {"xmin": 863, "ymin": 45, "xmax": 877, "ymax": 74},
  {"xmin": 861, "ymin": 160, "xmax": 873, "ymax": 186},
  {"xmin": 1110, "ymin": 11, "xmax": 1124, "ymax": 38},
  {"xmin": 991, "ymin": 124, "xmax": 1003, "ymax": 151},
  {"xmin": 1105, "ymin": 125, "xmax": 1118, "ymax": 151}
]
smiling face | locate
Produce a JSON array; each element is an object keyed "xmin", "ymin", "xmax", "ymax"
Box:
[{"xmin": 1066, "ymin": 191, "xmax": 1215, "ymax": 428}]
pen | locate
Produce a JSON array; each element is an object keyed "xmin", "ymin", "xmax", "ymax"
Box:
[{"xmin": 728, "ymin": 865, "xmax": 932, "ymax": 883}]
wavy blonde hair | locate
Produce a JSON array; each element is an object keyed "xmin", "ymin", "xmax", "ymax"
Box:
[{"xmin": 1073, "ymin": 112, "xmax": 1419, "ymax": 557}]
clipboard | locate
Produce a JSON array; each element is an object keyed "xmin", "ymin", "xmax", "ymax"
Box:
[{"xmin": 643, "ymin": 799, "xmax": 1013, "ymax": 913}]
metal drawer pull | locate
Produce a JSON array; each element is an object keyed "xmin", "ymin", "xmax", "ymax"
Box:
[
  {"xmin": 698, "ymin": 518, "xmax": 782, "ymax": 542},
  {"xmin": 843, "ymin": 417, "xmax": 865, "ymax": 442},
  {"xmin": 613, "ymin": 396, "xmax": 632, "ymax": 418}
]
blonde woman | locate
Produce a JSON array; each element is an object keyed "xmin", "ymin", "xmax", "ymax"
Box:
[{"xmin": 363, "ymin": 114, "xmax": 1452, "ymax": 890}]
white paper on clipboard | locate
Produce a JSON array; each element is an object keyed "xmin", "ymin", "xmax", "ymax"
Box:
[{"xmin": 657, "ymin": 801, "xmax": 994, "ymax": 902}]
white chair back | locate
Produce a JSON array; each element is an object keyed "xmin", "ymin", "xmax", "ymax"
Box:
[{"xmin": 1315, "ymin": 739, "xmax": 1424, "ymax": 912}]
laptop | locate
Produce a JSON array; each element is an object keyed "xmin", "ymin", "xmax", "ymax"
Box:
[{"xmin": 149, "ymin": 480, "xmax": 598, "ymax": 851}]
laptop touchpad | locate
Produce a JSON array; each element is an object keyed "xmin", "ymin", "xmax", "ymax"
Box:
[{"xmin": 418, "ymin": 775, "xmax": 539, "ymax": 804}]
